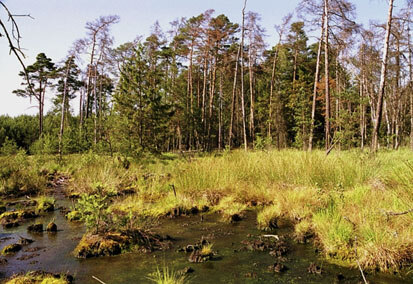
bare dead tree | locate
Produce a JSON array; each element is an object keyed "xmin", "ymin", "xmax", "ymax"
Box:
[
  {"xmin": 372, "ymin": 0, "xmax": 395, "ymax": 153},
  {"xmin": 0, "ymin": 1, "xmax": 34, "ymax": 95},
  {"xmin": 309, "ymin": 9, "xmax": 325, "ymax": 151}
]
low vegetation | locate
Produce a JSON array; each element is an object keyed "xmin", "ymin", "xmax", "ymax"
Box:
[
  {"xmin": 0, "ymin": 149, "xmax": 412, "ymax": 273},
  {"xmin": 147, "ymin": 266, "xmax": 187, "ymax": 284},
  {"xmin": 5, "ymin": 271, "xmax": 73, "ymax": 284}
]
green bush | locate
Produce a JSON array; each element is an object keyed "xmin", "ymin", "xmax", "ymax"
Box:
[
  {"xmin": 77, "ymin": 184, "xmax": 110, "ymax": 233},
  {"xmin": 0, "ymin": 137, "xmax": 20, "ymax": 155},
  {"xmin": 30, "ymin": 133, "xmax": 58, "ymax": 155}
]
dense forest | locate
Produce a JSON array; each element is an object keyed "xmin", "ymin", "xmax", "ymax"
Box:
[{"xmin": 1, "ymin": 0, "xmax": 412, "ymax": 156}]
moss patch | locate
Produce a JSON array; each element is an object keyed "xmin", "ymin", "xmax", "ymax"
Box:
[
  {"xmin": 74, "ymin": 230, "xmax": 171, "ymax": 258},
  {"xmin": 2, "ymin": 243, "xmax": 22, "ymax": 255},
  {"xmin": 5, "ymin": 270, "xmax": 73, "ymax": 284},
  {"xmin": 65, "ymin": 210, "xmax": 81, "ymax": 221}
]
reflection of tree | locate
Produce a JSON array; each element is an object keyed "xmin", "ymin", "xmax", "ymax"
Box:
[{"xmin": 0, "ymin": 1, "xmax": 34, "ymax": 94}]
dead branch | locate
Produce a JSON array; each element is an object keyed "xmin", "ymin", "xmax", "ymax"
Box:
[
  {"xmin": 383, "ymin": 208, "xmax": 413, "ymax": 217},
  {"xmin": 92, "ymin": 276, "xmax": 107, "ymax": 284},
  {"xmin": 354, "ymin": 236, "xmax": 368, "ymax": 284},
  {"xmin": 0, "ymin": 1, "xmax": 35, "ymax": 96}
]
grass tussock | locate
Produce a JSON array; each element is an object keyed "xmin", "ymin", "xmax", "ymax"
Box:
[
  {"xmin": 257, "ymin": 204, "xmax": 281, "ymax": 231},
  {"xmin": 5, "ymin": 270, "xmax": 72, "ymax": 284},
  {"xmin": 4, "ymin": 149, "xmax": 412, "ymax": 272},
  {"xmin": 148, "ymin": 266, "xmax": 187, "ymax": 284},
  {"xmin": 0, "ymin": 152, "xmax": 48, "ymax": 197},
  {"xmin": 213, "ymin": 196, "xmax": 247, "ymax": 222}
]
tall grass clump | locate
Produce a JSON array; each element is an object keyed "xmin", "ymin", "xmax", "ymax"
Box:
[
  {"xmin": 148, "ymin": 266, "xmax": 187, "ymax": 284},
  {"xmin": 65, "ymin": 153, "xmax": 144, "ymax": 196},
  {"xmin": 213, "ymin": 196, "xmax": 247, "ymax": 222},
  {"xmin": 0, "ymin": 151, "xmax": 48, "ymax": 197},
  {"xmin": 52, "ymin": 149, "xmax": 413, "ymax": 272},
  {"xmin": 257, "ymin": 204, "xmax": 282, "ymax": 231}
]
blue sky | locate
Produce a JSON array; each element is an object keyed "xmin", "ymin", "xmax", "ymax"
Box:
[{"xmin": 0, "ymin": 0, "xmax": 390, "ymax": 116}]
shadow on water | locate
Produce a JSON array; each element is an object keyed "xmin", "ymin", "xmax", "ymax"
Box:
[{"xmin": 0, "ymin": 193, "xmax": 412, "ymax": 284}]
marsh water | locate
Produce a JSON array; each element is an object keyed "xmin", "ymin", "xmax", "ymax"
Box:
[{"xmin": 0, "ymin": 190, "xmax": 412, "ymax": 284}]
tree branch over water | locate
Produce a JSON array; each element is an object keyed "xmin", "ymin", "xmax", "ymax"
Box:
[{"xmin": 0, "ymin": 1, "xmax": 35, "ymax": 96}]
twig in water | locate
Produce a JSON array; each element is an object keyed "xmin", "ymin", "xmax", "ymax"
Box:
[
  {"xmin": 262, "ymin": 234, "xmax": 279, "ymax": 240},
  {"xmin": 354, "ymin": 236, "xmax": 368, "ymax": 284},
  {"xmin": 92, "ymin": 276, "xmax": 106, "ymax": 284},
  {"xmin": 170, "ymin": 184, "xmax": 177, "ymax": 198}
]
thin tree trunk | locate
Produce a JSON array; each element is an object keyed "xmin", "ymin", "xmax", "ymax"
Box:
[
  {"xmin": 395, "ymin": 37, "xmax": 401, "ymax": 149},
  {"xmin": 410, "ymin": 22, "xmax": 413, "ymax": 151},
  {"xmin": 93, "ymin": 67, "xmax": 98, "ymax": 145},
  {"xmin": 324, "ymin": 0, "xmax": 331, "ymax": 151},
  {"xmin": 268, "ymin": 45, "xmax": 280, "ymax": 139},
  {"xmin": 218, "ymin": 71, "xmax": 223, "ymax": 150},
  {"xmin": 58, "ymin": 60, "xmax": 71, "ymax": 158},
  {"xmin": 228, "ymin": 44, "xmax": 241, "ymax": 148},
  {"xmin": 188, "ymin": 43, "xmax": 194, "ymax": 148},
  {"xmin": 309, "ymin": 11, "xmax": 325, "ymax": 151},
  {"xmin": 240, "ymin": 0, "xmax": 248, "ymax": 151},
  {"xmin": 38, "ymin": 98, "xmax": 43, "ymax": 137},
  {"xmin": 202, "ymin": 53, "xmax": 209, "ymax": 129},
  {"xmin": 208, "ymin": 55, "xmax": 217, "ymax": 149},
  {"xmin": 79, "ymin": 88, "xmax": 84, "ymax": 129},
  {"xmin": 336, "ymin": 52, "xmax": 341, "ymax": 151},
  {"xmin": 384, "ymin": 99, "xmax": 391, "ymax": 148},
  {"xmin": 372, "ymin": 0, "xmax": 394, "ymax": 153},
  {"xmin": 86, "ymin": 35, "xmax": 97, "ymax": 119},
  {"xmin": 248, "ymin": 47, "xmax": 255, "ymax": 143},
  {"xmin": 360, "ymin": 78, "xmax": 365, "ymax": 150},
  {"xmin": 38, "ymin": 81, "xmax": 43, "ymax": 138}
]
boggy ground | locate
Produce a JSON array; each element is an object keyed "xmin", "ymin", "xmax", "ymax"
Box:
[{"xmin": 0, "ymin": 149, "xmax": 412, "ymax": 282}]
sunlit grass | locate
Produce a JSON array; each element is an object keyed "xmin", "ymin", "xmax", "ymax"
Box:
[
  {"xmin": 5, "ymin": 148, "xmax": 411, "ymax": 272},
  {"xmin": 147, "ymin": 266, "xmax": 187, "ymax": 284}
]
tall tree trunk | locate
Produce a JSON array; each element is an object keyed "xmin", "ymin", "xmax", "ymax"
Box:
[
  {"xmin": 268, "ymin": 44, "xmax": 280, "ymax": 139},
  {"xmin": 336, "ymin": 52, "xmax": 341, "ymax": 151},
  {"xmin": 38, "ymin": 98, "xmax": 43, "ymax": 138},
  {"xmin": 218, "ymin": 70, "xmax": 223, "ymax": 150},
  {"xmin": 40, "ymin": 80, "xmax": 47, "ymax": 137},
  {"xmin": 371, "ymin": 0, "xmax": 393, "ymax": 152},
  {"xmin": 59, "ymin": 60, "xmax": 71, "ymax": 158},
  {"xmin": 309, "ymin": 10, "xmax": 325, "ymax": 151},
  {"xmin": 188, "ymin": 43, "xmax": 194, "ymax": 148},
  {"xmin": 38, "ymin": 81, "xmax": 43, "ymax": 138},
  {"xmin": 395, "ymin": 37, "xmax": 401, "ymax": 149},
  {"xmin": 372, "ymin": 0, "xmax": 394, "ymax": 153},
  {"xmin": 208, "ymin": 55, "xmax": 217, "ymax": 149},
  {"xmin": 360, "ymin": 77, "xmax": 365, "ymax": 150},
  {"xmin": 93, "ymin": 67, "xmax": 98, "ymax": 146},
  {"xmin": 228, "ymin": 44, "xmax": 241, "ymax": 148},
  {"xmin": 240, "ymin": 0, "xmax": 248, "ymax": 151},
  {"xmin": 324, "ymin": 0, "xmax": 331, "ymax": 151},
  {"xmin": 248, "ymin": 47, "xmax": 255, "ymax": 143},
  {"xmin": 384, "ymin": 99, "xmax": 391, "ymax": 148},
  {"xmin": 86, "ymin": 35, "xmax": 97, "ymax": 119},
  {"xmin": 201, "ymin": 52, "xmax": 209, "ymax": 130},
  {"xmin": 79, "ymin": 88, "xmax": 84, "ymax": 129},
  {"xmin": 409, "ymin": 23, "xmax": 413, "ymax": 151}
]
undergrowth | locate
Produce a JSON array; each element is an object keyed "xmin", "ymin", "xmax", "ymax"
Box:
[{"xmin": 2, "ymin": 149, "xmax": 412, "ymax": 272}]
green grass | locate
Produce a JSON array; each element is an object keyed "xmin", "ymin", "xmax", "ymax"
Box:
[
  {"xmin": 2, "ymin": 148, "xmax": 412, "ymax": 272},
  {"xmin": 0, "ymin": 152, "xmax": 48, "ymax": 196},
  {"xmin": 5, "ymin": 271, "xmax": 71, "ymax": 284},
  {"xmin": 147, "ymin": 266, "xmax": 187, "ymax": 284}
]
